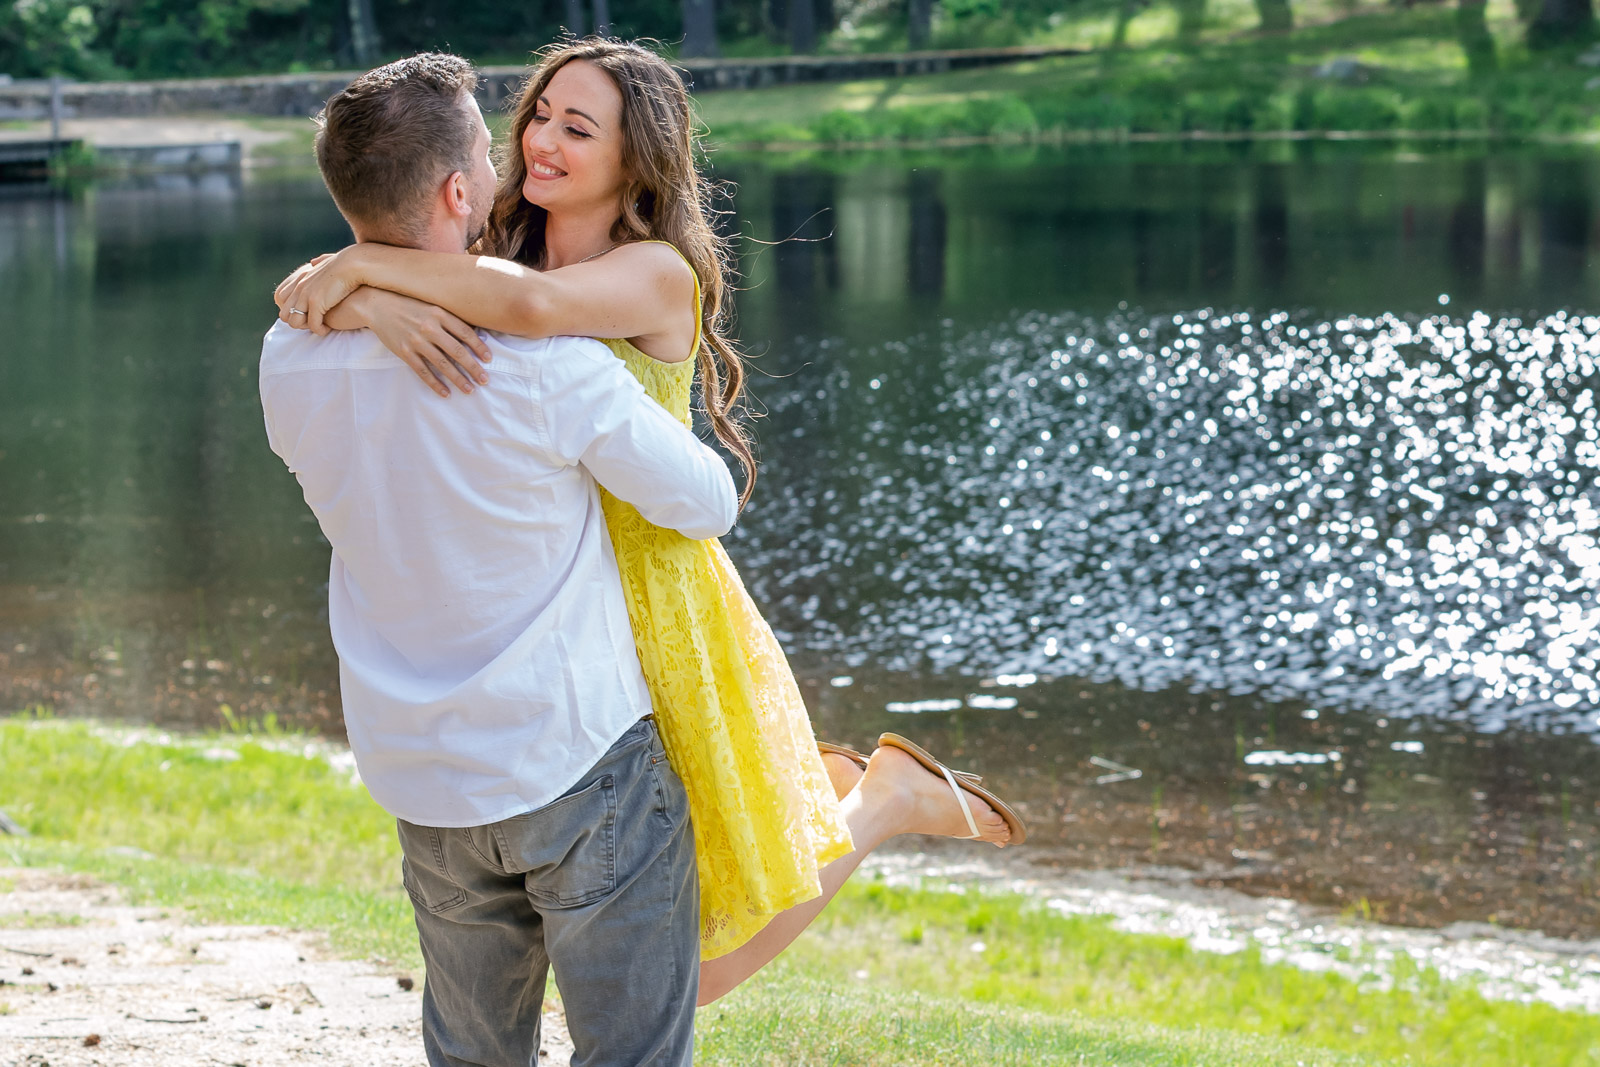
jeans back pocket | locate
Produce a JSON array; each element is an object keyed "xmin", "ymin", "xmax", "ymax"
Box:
[
  {"xmin": 398, "ymin": 824, "xmax": 469, "ymax": 914},
  {"xmin": 494, "ymin": 773, "xmax": 618, "ymax": 909}
]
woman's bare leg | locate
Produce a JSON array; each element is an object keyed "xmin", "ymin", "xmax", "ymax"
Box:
[
  {"xmin": 697, "ymin": 745, "xmax": 1009, "ymax": 1005},
  {"xmin": 820, "ymin": 750, "xmax": 864, "ymax": 799}
]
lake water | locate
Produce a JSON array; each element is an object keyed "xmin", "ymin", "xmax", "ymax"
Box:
[{"xmin": 3, "ymin": 141, "xmax": 1598, "ymax": 937}]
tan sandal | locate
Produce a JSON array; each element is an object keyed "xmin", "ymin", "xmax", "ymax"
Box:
[
  {"xmin": 877, "ymin": 732, "xmax": 1028, "ymax": 846},
  {"xmin": 817, "ymin": 740, "xmax": 872, "ymax": 770},
  {"xmin": 818, "ymin": 740, "xmax": 983, "ymax": 785}
]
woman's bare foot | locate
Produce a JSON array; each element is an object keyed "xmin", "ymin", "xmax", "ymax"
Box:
[
  {"xmin": 820, "ymin": 750, "xmax": 866, "ymax": 799},
  {"xmin": 856, "ymin": 745, "xmax": 1011, "ymax": 846}
]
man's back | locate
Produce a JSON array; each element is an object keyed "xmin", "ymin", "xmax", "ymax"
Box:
[{"xmin": 259, "ymin": 322, "xmax": 735, "ymax": 827}]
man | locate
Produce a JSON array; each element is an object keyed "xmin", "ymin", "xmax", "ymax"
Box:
[{"xmin": 258, "ymin": 53, "xmax": 732, "ymax": 1067}]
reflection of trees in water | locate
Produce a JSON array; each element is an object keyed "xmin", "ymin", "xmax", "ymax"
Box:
[
  {"xmin": 1448, "ymin": 159, "xmax": 1487, "ymax": 297},
  {"xmin": 730, "ymin": 152, "xmax": 1600, "ymax": 337},
  {"xmin": 906, "ymin": 168, "xmax": 946, "ymax": 299},
  {"xmin": 734, "ymin": 308, "xmax": 1600, "ymax": 730},
  {"xmin": 771, "ymin": 169, "xmax": 839, "ymax": 306},
  {"xmin": 1537, "ymin": 158, "xmax": 1590, "ymax": 301},
  {"xmin": 0, "ymin": 177, "xmax": 343, "ymax": 726},
  {"xmin": 1253, "ymin": 163, "xmax": 1289, "ymax": 291}
]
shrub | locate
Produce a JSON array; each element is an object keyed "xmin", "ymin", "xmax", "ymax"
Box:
[
  {"xmin": 1054, "ymin": 93, "xmax": 1136, "ymax": 133},
  {"xmin": 1251, "ymin": 94, "xmax": 1297, "ymax": 132},
  {"xmin": 1401, "ymin": 95, "xmax": 1457, "ymax": 132},
  {"xmin": 1128, "ymin": 93, "xmax": 1185, "ymax": 134},
  {"xmin": 813, "ymin": 109, "xmax": 876, "ymax": 143},
  {"xmin": 1455, "ymin": 97, "xmax": 1491, "ymax": 132},
  {"xmin": 1492, "ymin": 97, "xmax": 1543, "ymax": 136},
  {"xmin": 968, "ymin": 94, "xmax": 1039, "ymax": 138},
  {"xmin": 1312, "ymin": 88, "xmax": 1403, "ymax": 132},
  {"xmin": 1181, "ymin": 90, "xmax": 1259, "ymax": 133},
  {"xmin": 1291, "ymin": 86, "xmax": 1319, "ymax": 131},
  {"xmin": 1542, "ymin": 102, "xmax": 1591, "ymax": 134}
]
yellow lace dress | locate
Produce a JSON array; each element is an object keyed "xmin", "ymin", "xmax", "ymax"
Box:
[{"xmin": 596, "ymin": 267, "xmax": 854, "ymax": 960}]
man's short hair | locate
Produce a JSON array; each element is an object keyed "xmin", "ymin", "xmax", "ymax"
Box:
[{"xmin": 315, "ymin": 53, "xmax": 480, "ymax": 240}]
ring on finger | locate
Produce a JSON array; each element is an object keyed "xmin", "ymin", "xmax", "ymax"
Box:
[{"xmin": 288, "ymin": 308, "xmax": 306, "ymax": 316}]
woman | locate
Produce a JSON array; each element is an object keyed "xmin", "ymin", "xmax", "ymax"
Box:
[{"xmin": 275, "ymin": 37, "xmax": 1025, "ymax": 1004}]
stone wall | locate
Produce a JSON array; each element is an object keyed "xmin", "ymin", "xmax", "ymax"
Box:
[{"xmin": 0, "ymin": 46, "xmax": 1079, "ymax": 122}]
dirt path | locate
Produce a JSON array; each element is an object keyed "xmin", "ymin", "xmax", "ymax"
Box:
[
  {"xmin": 0, "ymin": 117, "xmax": 295, "ymax": 150},
  {"xmin": 0, "ymin": 868, "xmax": 573, "ymax": 1066}
]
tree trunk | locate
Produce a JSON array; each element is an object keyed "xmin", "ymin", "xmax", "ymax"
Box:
[
  {"xmin": 347, "ymin": 0, "xmax": 380, "ymax": 65},
  {"xmin": 1110, "ymin": 0, "xmax": 1143, "ymax": 49},
  {"xmin": 1529, "ymin": 0, "xmax": 1594, "ymax": 44},
  {"xmin": 1254, "ymin": 0, "xmax": 1292, "ymax": 32},
  {"xmin": 683, "ymin": 0, "xmax": 719, "ymax": 56},
  {"xmin": 908, "ymin": 0, "xmax": 933, "ymax": 48},
  {"xmin": 1175, "ymin": 0, "xmax": 1207, "ymax": 46},
  {"xmin": 565, "ymin": 0, "xmax": 587, "ymax": 35},
  {"xmin": 789, "ymin": 0, "xmax": 817, "ymax": 53},
  {"xmin": 1457, "ymin": 0, "xmax": 1497, "ymax": 74},
  {"xmin": 593, "ymin": 0, "xmax": 612, "ymax": 37}
]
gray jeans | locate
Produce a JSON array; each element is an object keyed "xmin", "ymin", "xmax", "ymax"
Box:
[{"xmin": 396, "ymin": 717, "xmax": 699, "ymax": 1067}]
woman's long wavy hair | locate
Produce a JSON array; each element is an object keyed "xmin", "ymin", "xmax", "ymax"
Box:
[{"xmin": 478, "ymin": 38, "xmax": 755, "ymax": 507}]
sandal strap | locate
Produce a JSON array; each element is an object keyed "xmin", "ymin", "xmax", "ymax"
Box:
[{"xmin": 940, "ymin": 763, "xmax": 981, "ymax": 840}]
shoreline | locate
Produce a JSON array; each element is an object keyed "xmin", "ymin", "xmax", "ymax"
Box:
[
  {"xmin": 8, "ymin": 715, "xmax": 1599, "ymax": 1015},
  {"xmin": 866, "ymin": 846, "xmax": 1600, "ymax": 1015}
]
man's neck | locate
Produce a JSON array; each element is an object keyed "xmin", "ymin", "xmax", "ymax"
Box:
[{"xmin": 352, "ymin": 217, "xmax": 467, "ymax": 255}]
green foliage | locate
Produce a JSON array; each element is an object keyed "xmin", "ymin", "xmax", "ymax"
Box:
[
  {"xmin": 1181, "ymin": 90, "xmax": 1260, "ymax": 133},
  {"xmin": 795, "ymin": 94, "xmax": 1037, "ymax": 146},
  {"xmin": 46, "ymin": 139, "xmax": 99, "ymax": 179},
  {"xmin": 0, "ymin": 0, "xmax": 114, "ymax": 78},
  {"xmin": 968, "ymin": 93, "xmax": 1039, "ymax": 138},
  {"xmin": 933, "ymin": 0, "xmax": 1024, "ymax": 49},
  {"xmin": 813, "ymin": 108, "xmax": 876, "ymax": 143},
  {"xmin": 1454, "ymin": 95, "xmax": 1491, "ymax": 131},
  {"xmin": 1400, "ymin": 94, "xmax": 1458, "ymax": 131},
  {"xmin": 1310, "ymin": 87, "xmax": 1403, "ymax": 132}
]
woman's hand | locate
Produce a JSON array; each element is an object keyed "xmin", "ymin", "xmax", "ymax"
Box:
[
  {"xmin": 274, "ymin": 247, "xmax": 369, "ymax": 334},
  {"xmin": 332, "ymin": 288, "xmax": 492, "ymax": 398}
]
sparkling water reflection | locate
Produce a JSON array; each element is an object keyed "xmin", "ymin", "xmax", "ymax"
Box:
[{"xmin": 734, "ymin": 308, "xmax": 1600, "ymax": 733}]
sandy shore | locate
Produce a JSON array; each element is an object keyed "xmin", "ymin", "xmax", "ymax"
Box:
[{"xmin": 0, "ymin": 867, "xmax": 573, "ymax": 1067}]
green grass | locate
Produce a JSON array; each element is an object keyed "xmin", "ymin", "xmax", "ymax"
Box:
[
  {"xmin": 1, "ymin": 716, "xmax": 398, "ymax": 893},
  {"xmin": 696, "ymin": 965, "xmax": 1376, "ymax": 1066},
  {"xmin": 796, "ymin": 882, "xmax": 1600, "ymax": 1067},
  {"xmin": 4, "ymin": 712, "xmax": 1600, "ymax": 1065},
  {"xmin": 692, "ymin": 0, "xmax": 1600, "ymax": 147}
]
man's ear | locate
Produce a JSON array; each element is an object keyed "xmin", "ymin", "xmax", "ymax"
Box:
[{"xmin": 443, "ymin": 170, "xmax": 472, "ymax": 220}]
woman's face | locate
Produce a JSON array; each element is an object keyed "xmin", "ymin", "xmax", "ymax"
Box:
[{"xmin": 521, "ymin": 60, "xmax": 629, "ymax": 219}]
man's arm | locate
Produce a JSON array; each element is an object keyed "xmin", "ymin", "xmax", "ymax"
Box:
[{"xmin": 539, "ymin": 339, "xmax": 737, "ymax": 541}]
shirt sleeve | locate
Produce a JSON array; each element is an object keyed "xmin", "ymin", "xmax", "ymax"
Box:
[{"xmin": 538, "ymin": 338, "xmax": 738, "ymax": 541}]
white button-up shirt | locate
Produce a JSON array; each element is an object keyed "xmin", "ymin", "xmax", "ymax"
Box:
[{"xmin": 259, "ymin": 322, "xmax": 736, "ymax": 827}]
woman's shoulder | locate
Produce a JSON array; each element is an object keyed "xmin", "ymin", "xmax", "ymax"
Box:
[{"xmin": 612, "ymin": 240, "xmax": 697, "ymax": 288}]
